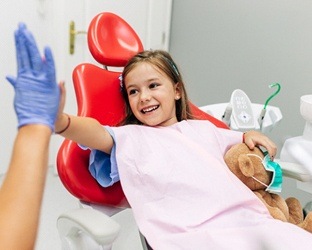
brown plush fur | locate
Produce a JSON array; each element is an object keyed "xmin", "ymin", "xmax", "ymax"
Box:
[{"xmin": 224, "ymin": 143, "xmax": 312, "ymax": 233}]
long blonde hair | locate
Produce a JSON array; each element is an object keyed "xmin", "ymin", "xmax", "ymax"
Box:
[{"xmin": 119, "ymin": 50, "xmax": 193, "ymax": 125}]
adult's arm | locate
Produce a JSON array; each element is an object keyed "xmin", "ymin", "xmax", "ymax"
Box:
[{"xmin": 0, "ymin": 124, "xmax": 51, "ymax": 249}]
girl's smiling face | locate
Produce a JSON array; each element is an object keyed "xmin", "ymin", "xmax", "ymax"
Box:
[{"xmin": 124, "ymin": 62, "xmax": 181, "ymax": 127}]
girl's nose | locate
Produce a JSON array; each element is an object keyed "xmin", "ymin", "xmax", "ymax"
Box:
[{"xmin": 140, "ymin": 89, "xmax": 151, "ymax": 102}]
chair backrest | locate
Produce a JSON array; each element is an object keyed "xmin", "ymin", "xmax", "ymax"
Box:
[{"xmin": 56, "ymin": 12, "xmax": 228, "ymax": 207}]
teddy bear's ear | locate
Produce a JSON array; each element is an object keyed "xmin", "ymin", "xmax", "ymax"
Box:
[{"xmin": 238, "ymin": 154, "xmax": 255, "ymax": 177}]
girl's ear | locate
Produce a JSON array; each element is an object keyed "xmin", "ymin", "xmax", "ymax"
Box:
[{"xmin": 174, "ymin": 82, "xmax": 182, "ymax": 100}]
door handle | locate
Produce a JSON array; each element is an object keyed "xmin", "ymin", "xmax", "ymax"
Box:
[{"xmin": 69, "ymin": 21, "xmax": 87, "ymax": 55}]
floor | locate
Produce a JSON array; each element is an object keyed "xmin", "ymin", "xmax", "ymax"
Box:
[{"xmin": 1, "ymin": 167, "xmax": 143, "ymax": 250}]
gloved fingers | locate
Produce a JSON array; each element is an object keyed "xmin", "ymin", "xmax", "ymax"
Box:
[
  {"xmin": 6, "ymin": 76, "xmax": 17, "ymax": 87},
  {"xmin": 15, "ymin": 25, "xmax": 31, "ymax": 73},
  {"xmin": 10, "ymin": 23, "xmax": 62, "ymax": 130},
  {"xmin": 23, "ymin": 28, "xmax": 42, "ymax": 73},
  {"xmin": 43, "ymin": 46, "xmax": 56, "ymax": 84},
  {"xmin": 18, "ymin": 22, "xmax": 27, "ymax": 30}
]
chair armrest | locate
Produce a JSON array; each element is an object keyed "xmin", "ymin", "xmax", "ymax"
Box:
[
  {"xmin": 57, "ymin": 208, "xmax": 120, "ymax": 249},
  {"xmin": 275, "ymin": 159, "xmax": 312, "ymax": 182}
]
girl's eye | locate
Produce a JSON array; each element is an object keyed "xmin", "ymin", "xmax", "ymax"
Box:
[
  {"xmin": 128, "ymin": 89, "xmax": 137, "ymax": 95},
  {"xmin": 149, "ymin": 83, "xmax": 159, "ymax": 89}
]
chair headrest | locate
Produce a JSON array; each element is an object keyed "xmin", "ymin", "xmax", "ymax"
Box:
[{"xmin": 88, "ymin": 12, "xmax": 144, "ymax": 67}]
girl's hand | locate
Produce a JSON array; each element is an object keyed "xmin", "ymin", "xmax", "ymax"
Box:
[
  {"xmin": 243, "ymin": 130, "xmax": 277, "ymax": 160},
  {"xmin": 57, "ymin": 81, "xmax": 66, "ymax": 116},
  {"xmin": 54, "ymin": 82, "xmax": 67, "ymax": 132}
]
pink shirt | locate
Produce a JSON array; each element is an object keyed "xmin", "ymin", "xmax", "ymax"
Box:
[{"xmin": 103, "ymin": 120, "xmax": 312, "ymax": 249}]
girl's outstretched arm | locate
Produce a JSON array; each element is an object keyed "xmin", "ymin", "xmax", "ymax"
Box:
[{"xmin": 55, "ymin": 82, "xmax": 114, "ymax": 154}]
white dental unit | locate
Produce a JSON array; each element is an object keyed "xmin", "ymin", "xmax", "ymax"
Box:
[
  {"xmin": 280, "ymin": 95, "xmax": 312, "ymax": 192},
  {"xmin": 200, "ymin": 85, "xmax": 312, "ymax": 187}
]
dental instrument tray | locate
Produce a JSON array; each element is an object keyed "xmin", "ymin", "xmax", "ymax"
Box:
[{"xmin": 200, "ymin": 88, "xmax": 282, "ymax": 133}]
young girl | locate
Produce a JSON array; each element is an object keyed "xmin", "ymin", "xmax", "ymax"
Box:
[{"xmin": 55, "ymin": 50, "xmax": 312, "ymax": 249}]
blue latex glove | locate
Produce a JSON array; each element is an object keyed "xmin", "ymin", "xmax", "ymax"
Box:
[{"xmin": 6, "ymin": 23, "xmax": 60, "ymax": 131}]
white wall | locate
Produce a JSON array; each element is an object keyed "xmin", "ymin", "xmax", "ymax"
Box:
[
  {"xmin": 170, "ymin": 0, "xmax": 312, "ymax": 149},
  {"xmin": 170, "ymin": 0, "xmax": 312, "ymax": 204}
]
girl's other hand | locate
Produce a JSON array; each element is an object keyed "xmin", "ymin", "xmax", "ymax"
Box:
[{"xmin": 243, "ymin": 130, "xmax": 277, "ymax": 160}]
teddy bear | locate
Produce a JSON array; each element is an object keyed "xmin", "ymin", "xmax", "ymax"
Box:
[{"xmin": 224, "ymin": 143, "xmax": 312, "ymax": 233}]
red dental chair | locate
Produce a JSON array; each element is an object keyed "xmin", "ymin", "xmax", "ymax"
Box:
[{"xmin": 56, "ymin": 12, "xmax": 228, "ymax": 249}]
